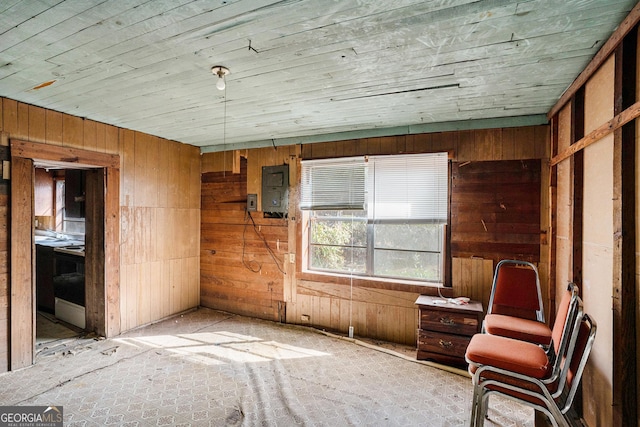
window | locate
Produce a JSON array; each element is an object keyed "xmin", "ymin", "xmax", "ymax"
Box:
[{"xmin": 301, "ymin": 153, "xmax": 449, "ymax": 283}]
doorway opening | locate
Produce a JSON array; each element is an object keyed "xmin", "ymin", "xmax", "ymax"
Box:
[
  {"xmin": 10, "ymin": 140, "xmax": 120, "ymax": 370},
  {"xmin": 34, "ymin": 166, "xmax": 91, "ymax": 352}
]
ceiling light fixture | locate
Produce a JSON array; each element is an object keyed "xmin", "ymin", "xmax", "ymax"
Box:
[{"xmin": 211, "ymin": 66, "xmax": 230, "ymax": 90}]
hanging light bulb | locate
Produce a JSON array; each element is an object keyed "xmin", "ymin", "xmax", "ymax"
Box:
[
  {"xmin": 216, "ymin": 75, "xmax": 225, "ymax": 90},
  {"xmin": 211, "ymin": 66, "xmax": 230, "ymax": 91}
]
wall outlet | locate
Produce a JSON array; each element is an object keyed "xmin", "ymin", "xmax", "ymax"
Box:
[
  {"xmin": 301, "ymin": 314, "xmax": 310, "ymax": 322},
  {"xmin": 247, "ymin": 194, "xmax": 257, "ymax": 211},
  {"xmin": 2, "ymin": 160, "xmax": 9, "ymax": 180},
  {"xmin": 289, "ymin": 253, "xmax": 295, "ymax": 263}
]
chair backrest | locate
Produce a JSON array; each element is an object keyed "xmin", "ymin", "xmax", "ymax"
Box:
[
  {"xmin": 550, "ymin": 283, "xmax": 579, "ymax": 358},
  {"xmin": 546, "ymin": 291, "xmax": 582, "ymax": 390},
  {"xmin": 558, "ymin": 312, "xmax": 597, "ymax": 413},
  {"xmin": 488, "ymin": 260, "xmax": 544, "ymax": 322}
]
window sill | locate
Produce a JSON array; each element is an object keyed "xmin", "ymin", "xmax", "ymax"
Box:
[{"xmin": 298, "ymin": 270, "xmax": 454, "ymax": 296}]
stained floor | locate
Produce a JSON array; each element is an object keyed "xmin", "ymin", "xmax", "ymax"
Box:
[{"xmin": 1, "ymin": 308, "xmax": 533, "ymax": 426}]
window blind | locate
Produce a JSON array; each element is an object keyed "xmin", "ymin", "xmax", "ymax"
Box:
[
  {"xmin": 300, "ymin": 157, "xmax": 366, "ymax": 210},
  {"xmin": 370, "ymin": 153, "xmax": 448, "ymax": 223}
]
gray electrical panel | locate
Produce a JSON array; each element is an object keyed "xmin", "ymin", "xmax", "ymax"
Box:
[{"xmin": 262, "ymin": 164, "xmax": 289, "ymax": 213}]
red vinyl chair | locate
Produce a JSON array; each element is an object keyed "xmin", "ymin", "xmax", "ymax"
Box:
[
  {"xmin": 485, "ymin": 282, "xmax": 578, "ymax": 354},
  {"xmin": 468, "ymin": 311, "xmax": 596, "ymax": 427},
  {"xmin": 483, "ymin": 260, "xmax": 550, "ymax": 347},
  {"xmin": 466, "ymin": 293, "xmax": 583, "ymax": 426}
]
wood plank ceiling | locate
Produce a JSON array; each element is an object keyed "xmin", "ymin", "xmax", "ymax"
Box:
[{"xmin": 0, "ymin": 0, "xmax": 636, "ymax": 151}]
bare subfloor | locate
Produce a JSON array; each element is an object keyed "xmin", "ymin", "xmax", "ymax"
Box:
[
  {"xmin": 2, "ymin": 308, "xmax": 533, "ymax": 426},
  {"xmin": 36, "ymin": 311, "xmax": 83, "ymax": 354}
]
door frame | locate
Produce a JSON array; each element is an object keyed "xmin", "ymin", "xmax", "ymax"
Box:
[{"xmin": 10, "ymin": 139, "xmax": 120, "ymax": 370}]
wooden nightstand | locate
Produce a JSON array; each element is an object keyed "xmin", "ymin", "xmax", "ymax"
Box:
[{"xmin": 415, "ymin": 295, "xmax": 484, "ymax": 367}]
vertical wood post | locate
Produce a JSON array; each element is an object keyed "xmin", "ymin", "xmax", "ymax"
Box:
[
  {"xmin": 10, "ymin": 156, "xmax": 34, "ymax": 369},
  {"xmin": 570, "ymin": 89, "xmax": 585, "ymax": 295},
  {"xmin": 612, "ymin": 29, "xmax": 638, "ymax": 427},
  {"xmin": 85, "ymin": 169, "xmax": 106, "ymax": 335},
  {"xmin": 104, "ymin": 167, "xmax": 120, "ymax": 337},
  {"xmin": 548, "ymin": 117, "xmax": 558, "ymax": 321}
]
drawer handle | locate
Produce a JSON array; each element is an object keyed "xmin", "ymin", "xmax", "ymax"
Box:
[
  {"xmin": 439, "ymin": 339, "xmax": 453, "ymax": 348},
  {"xmin": 439, "ymin": 317, "xmax": 455, "ymax": 326}
]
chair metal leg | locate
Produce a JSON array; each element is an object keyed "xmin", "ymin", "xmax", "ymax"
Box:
[
  {"xmin": 478, "ymin": 388, "xmax": 490, "ymax": 426},
  {"xmin": 466, "ymin": 309, "xmax": 596, "ymax": 427},
  {"xmin": 468, "ymin": 382, "xmax": 481, "ymax": 427},
  {"xmin": 479, "ymin": 387, "xmax": 569, "ymax": 427},
  {"xmin": 545, "ymin": 400, "xmax": 570, "ymax": 427}
]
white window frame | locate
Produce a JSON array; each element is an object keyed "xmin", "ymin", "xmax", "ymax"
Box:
[{"xmin": 301, "ymin": 153, "xmax": 449, "ymax": 284}]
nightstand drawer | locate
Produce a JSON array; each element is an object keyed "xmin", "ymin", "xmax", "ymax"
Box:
[
  {"xmin": 418, "ymin": 330, "xmax": 471, "ymax": 358},
  {"xmin": 420, "ymin": 309, "xmax": 480, "ymax": 336},
  {"xmin": 415, "ymin": 295, "xmax": 484, "ymax": 366}
]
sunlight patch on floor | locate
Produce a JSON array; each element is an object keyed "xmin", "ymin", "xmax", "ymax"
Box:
[{"xmin": 114, "ymin": 331, "xmax": 331, "ymax": 365}]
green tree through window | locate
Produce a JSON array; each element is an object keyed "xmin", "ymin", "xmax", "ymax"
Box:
[{"xmin": 302, "ymin": 153, "xmax": 448, "ymax": 283}]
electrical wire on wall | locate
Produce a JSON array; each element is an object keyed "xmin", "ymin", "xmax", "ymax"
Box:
[
  {"xmin": 242, "ymin": 210, "xmax": 261, "ymax": 273},
  {"xmin": 242, "ymin": 210, "xmax": 286, "ymax": 275}
]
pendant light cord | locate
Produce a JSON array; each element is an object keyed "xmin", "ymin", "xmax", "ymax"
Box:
[{"xmin": 223, "ymin": 84, "xmax": 227, "ymax": 177}]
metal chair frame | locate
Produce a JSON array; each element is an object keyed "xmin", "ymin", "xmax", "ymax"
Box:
[
  {"xmin": 468, "ymin": 305, "xmax": 595, "ymax": 427},
  {"xmin": 467, "ymin": 293, "xmax": 582, "ymax": 426}
]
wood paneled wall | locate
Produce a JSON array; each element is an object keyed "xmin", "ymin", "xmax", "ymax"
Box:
[
  {"xmin": 295, "ymin": 280, "xmax": 420, "ymax": 345},
  {"xmin": 119, "ymin": 129, "xmax": 200, "ymax": 331},
  {"xmin": 203, "ymin": 126, "xmax": 549, "ymax": 346},
  {"xmin": 34, "ymin": 168, "xmax": 54, "ymax": 217},
  {"xmin": 451, "ymin": 257, "xmax": 494, "ymax": 312},
  {"xmin": 302, "ymin": 126, "xmax": 548, "ymax": 162},
  {"xmin": 201, "ymin": 147, "xmax": 296, "ymax": 321},
  {"xmin": 0, "ymin": 97, "xmax": 200, "ymax": 371},
  {"xmin": 451, "ymin": 159, "xmax": 541, "ymax": 263}
]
